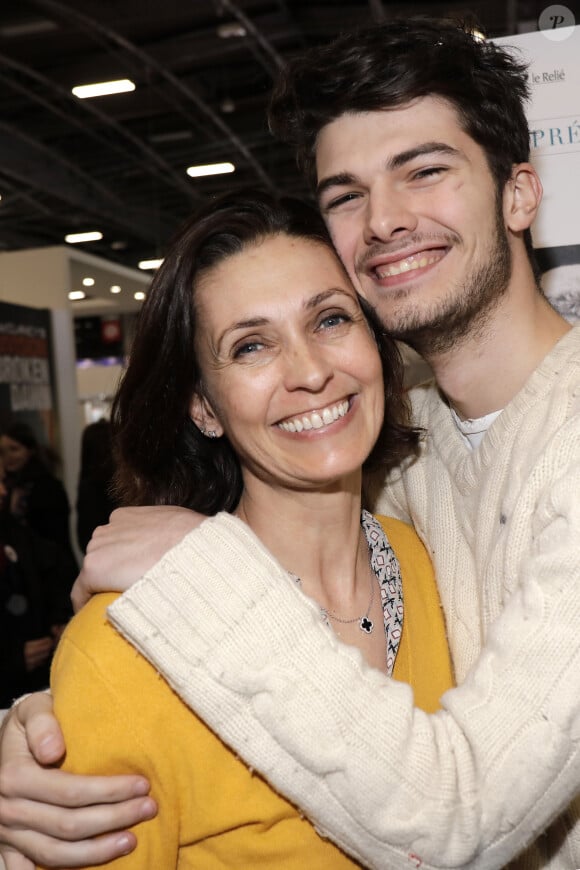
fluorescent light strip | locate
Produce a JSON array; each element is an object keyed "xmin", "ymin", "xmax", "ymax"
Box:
[
  {"xmin": 65, "ymin": 231, "xmax": 103, "ymax": 243},
  {"xmin": 138, "ymin": 258, "xmax": 163, "ymax": 270},
  {"xmin": 186, "ymin": 162, "xmax": 235, "ymax": 178},
  {"xmin": 72, "ymin": 79, "xmax": 136, "ymax": 99}
]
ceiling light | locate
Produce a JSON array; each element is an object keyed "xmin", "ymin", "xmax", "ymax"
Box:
[
  {"xmin": 186, "ymin": 162, "xmax": 235, "ymax": 178},
  {"xmin": 72, "ymin": 79, "xmax": 136, "ymax": 99},
  {"xmin": 65, "ymin": 231, "xmax": 103, "ymax": 243},
  {"xmin": 68, "ymin": 290, "xmax": 86, "ymax": 301},
  {"xmin": 82, "ymin": 277, "xmax": 95, "ymax": 287},
  {"xmin": 138, "ymin": 258, "xmax": 163, "ymax": 270},
  {"xmin": 110, "ymin": 285, "xmax": 122, "ymax": 294},
  {"xmin": 217, "ymin": 22, "xmax": 247, "ymax": 38},
  {"xmin": 134, "ymin": 291, "xmax": 146, "ymax": 301}
]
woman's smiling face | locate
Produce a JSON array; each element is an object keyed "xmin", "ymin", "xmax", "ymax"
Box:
[{"xmin": 191, "ymin": 233, "xmax": 385, "ymax": 495}]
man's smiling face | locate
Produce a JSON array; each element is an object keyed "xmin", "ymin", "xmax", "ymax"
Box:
[{"xmin": 315, "ymin": 96, "xmax": 513, "ymax": 354}]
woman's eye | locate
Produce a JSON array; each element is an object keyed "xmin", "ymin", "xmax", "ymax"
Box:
[
  {"xmin": 232, "ymin": 340, "xmax": 264, "ymax": 358},
  {"xmin": 318, "ymin": 312, "xmax": 351, "ymax": 330}
]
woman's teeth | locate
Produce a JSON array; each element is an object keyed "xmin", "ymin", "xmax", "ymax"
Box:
[{"xmin": 278, "ymin": 399, "xmax": 349, "ymax": 432}]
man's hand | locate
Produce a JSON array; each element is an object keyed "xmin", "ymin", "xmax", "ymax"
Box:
[
  {"xmin": 0, "ymin": 693, "xmax": 156, "ymax": 868},
  {"xmin": 72, "ymin": 505, "xmax": 205, "ymax": 610}
]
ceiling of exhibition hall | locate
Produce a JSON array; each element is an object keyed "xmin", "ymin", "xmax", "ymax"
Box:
[{"xmin": 0, "ymin": 0, "xmax": 568, "ymax": 273}]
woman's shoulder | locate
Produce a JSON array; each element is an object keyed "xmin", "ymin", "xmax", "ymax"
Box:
[
  {"xmin": 54, "ymin": 593, "xmax": 183, "ymax": 716},
  {"xmin": 59, "ymin": 593, "xmax": 123, "ymax": 654}
]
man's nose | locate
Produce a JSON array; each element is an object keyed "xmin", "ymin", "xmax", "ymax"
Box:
[{"xmin": 363, "ymin": 183, "xmax": 418, "ymax": 244}]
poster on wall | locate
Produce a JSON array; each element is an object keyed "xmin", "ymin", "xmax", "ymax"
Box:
[
  {"xmin": 0, "ymin": 301, "xmax": 57, "ymax": 445},
  {"xmin": 495, "ymin": 19, "xmax": 580, "ymax": 322}
]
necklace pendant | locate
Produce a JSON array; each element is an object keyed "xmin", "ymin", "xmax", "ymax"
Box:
[{"xmin": 359, "ymin": 616, "xmax": 374, "ymax": 634}]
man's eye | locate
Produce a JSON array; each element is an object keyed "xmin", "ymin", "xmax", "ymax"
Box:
[
  {"xmin": 323, "ymin": 192, "xmax": 360, "ymax": 211},
  {"xmin": 412, "ymin": 166, "xmax": 446, "ymax": 181}
]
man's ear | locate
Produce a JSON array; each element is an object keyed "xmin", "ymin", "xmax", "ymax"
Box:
[
  {"xmin": 503, "ymin": 163, "xmax": 543, "ymax": 232},
  {"xmin": 190, "ymin": 392, "xmax": 224, "ymax": 438}
]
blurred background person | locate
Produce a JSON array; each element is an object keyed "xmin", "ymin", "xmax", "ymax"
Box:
[
  {"xmin": 0, "ymin": 421, "xmax": 77, "ymax": 572},
  {"xmin": 0, "ymin": 457, "xmax": 74, "ymax": 707},
  {"xmin": 76, "ymin": 419, "xmax": 118, "ymax": 553}
]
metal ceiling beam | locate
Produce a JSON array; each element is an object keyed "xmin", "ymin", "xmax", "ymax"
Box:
[
  {"xmin": 0, "ymin": 181, "xmax": 56, "ymax": 217},
  {"xmin": 0, "ymin": 123, "xmax": 165, "ymax": 243},
  {"xmin": 0, "ymin": 225, "xmax": 57, "ymax": 250},
  {"xmin": 0, "ymin": 53, "xmax": 200, "ymax": 203},
  {"xmin": 0, "ymin": 54, "xmax": 199, "ymax": 200},
  {"xmin": 27, "ymin": 0, "xmax": 278, "ymax": 191},
  {"xmin": 218, "ymin": 0, "xmax": 286, "ymax": 73}
]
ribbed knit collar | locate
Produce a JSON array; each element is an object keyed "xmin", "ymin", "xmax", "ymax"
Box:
[{"xmin": 415, "ymin": 326, "xmax": 580, "ymax": 487}]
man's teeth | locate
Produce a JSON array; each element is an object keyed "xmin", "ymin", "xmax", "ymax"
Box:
[
  {"xmin": 376, "ymin": 251, "xmax": 443, "ymax": 278},
  {"xmin": 278, "ymin": 400, "xmax": 349, "ymax": 433}
]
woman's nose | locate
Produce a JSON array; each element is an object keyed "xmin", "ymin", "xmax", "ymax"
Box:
[{"xmin": 283, "ymin": 340, "xmax": 334, "ymax": 393}]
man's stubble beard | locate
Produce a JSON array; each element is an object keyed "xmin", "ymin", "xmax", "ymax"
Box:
[{"xmin": 373, "ymin": 204, "xmax": 512, "ymax": 358}]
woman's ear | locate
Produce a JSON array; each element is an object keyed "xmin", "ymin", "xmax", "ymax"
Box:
[
  {"xmin": 503, "ymin": 163, "xmax": 543, "ymax": 232},
  {"xmin": 190, "ymin": 392, "xmax": 224, "ymax": 439}
]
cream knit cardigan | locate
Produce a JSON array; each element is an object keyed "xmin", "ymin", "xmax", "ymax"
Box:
[{"xmin": 110, "ymin": 327, "xmax": 580, "ymax": 870}]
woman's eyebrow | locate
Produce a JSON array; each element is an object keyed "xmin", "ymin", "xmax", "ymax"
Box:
[
  {"xmin": 215, "ymin": 288, "xmax": 353, "ymax": 350},
  {"xmin": 216, "ymin": 317, "xmax": 269, "ymax": 352}
]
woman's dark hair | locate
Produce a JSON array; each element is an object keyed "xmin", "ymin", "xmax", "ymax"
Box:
[
  {"xmin": 112, "ymin": 188, "xmax": 420, "ymax": 514},
  {"xmin": 3, "ymin": 421, "xmax": 38, "ymax": 452}
]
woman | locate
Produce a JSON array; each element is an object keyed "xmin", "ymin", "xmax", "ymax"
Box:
[
  {"xmin": 0, "ymin": 457, "xmax": 73, "ymax": 708},
  {"xmin": 33, "ymin": 190, "xmax": 452, "ymax": 868},
  {"xmin": 0, "ymin": 421, "xmax": 77, "ymax": 571}
]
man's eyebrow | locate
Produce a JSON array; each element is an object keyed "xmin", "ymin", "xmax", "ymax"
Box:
[
  {"xmin": 316, "ymin": 142, "xmax": 463, "ymax": 200},
  {"xmin": 316, "ymin": 172, "xmax": 357, "ymax": 201},
  {"xmin": 387, "ymin": 142, "xmax": 463, "ymax": 171}
]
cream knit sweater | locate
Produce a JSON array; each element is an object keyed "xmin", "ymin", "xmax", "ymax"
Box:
[{"xmin": 110, "ymin": 327, "xmax": 580, "ymax": 870}]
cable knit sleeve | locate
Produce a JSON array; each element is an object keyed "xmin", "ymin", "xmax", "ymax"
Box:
[{"xmin": 108, "ymin": 467, "xmax": 580, "ymax": 870}]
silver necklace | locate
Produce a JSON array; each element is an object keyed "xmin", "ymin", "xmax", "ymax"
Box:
[
  {"xmin": 321, "ymin": 565, "xmax": 375, "ymax": 634},
  {"xmin": 289, "ymin": 559, "xmax": 375, "ymax": 635}
]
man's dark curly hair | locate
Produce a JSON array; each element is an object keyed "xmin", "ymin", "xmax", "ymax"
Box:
[{"xmin": 268, "ymin": 17, "xmax": 531, "ymax": 195}]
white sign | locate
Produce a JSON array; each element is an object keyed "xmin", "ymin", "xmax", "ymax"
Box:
[{"xmin": 495, "ymin": 25, "xmax": 580, "ymax": 249}]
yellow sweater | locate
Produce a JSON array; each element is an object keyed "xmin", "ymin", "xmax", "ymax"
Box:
[{"xmin": 43, "ymin": 517, "xmax": 452, "ymax": 869}]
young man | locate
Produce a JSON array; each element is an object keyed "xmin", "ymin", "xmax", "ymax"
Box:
[{"xmin": 1, "ymin": 18, "xmax": 579, "ymax": 870}]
